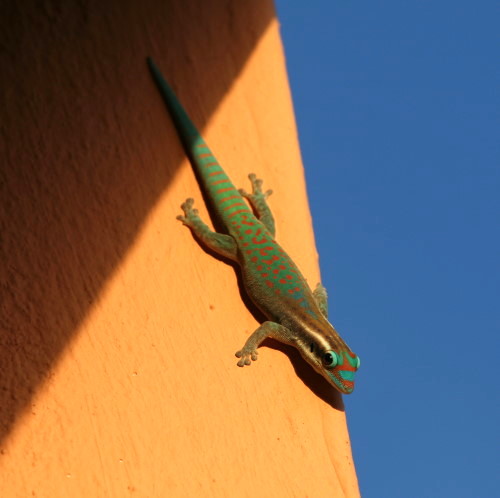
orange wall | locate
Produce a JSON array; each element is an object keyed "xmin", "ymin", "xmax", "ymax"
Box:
[{"xmin": 0, "ymin": 1, "xmax": 360, "ymax": 496}]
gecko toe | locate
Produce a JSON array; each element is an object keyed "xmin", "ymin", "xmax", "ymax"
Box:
[
  {"xmin": 236, "ymin": 358, "xmax": 249, "ymax": 367},
  {"xmin": 235, "ymin": 349, "xmax": 258, "ymax": 367},
  {"xmin": 180, "ymin": 198, "xmax": 195, "ymax": 212}
]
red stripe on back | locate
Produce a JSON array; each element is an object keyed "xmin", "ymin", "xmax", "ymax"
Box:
[
  {"xmin": 220, "ymin": 195, "xmax": 240, "ymax": 203},
  {"xmin": 252, "ymin": 237, "xmax": 267, "ymax": 244},
  {"xmin": 229, "ymin": 209, "xmax": 249, "ymax": 218},
  {"xmin": 223, "ymin": 202, "xmax": 246, "ymax": 211}
]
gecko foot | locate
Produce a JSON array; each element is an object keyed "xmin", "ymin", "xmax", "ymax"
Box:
[
  {"xmin": 239, "ymin": 173, "xmax": 272, "ymax": 202},
  {"xmin": 176, "ymin": 198, "xmax": 199, "ymax": 226},
  {"xmin": 235, "ymin": 347, "xmax": 259, "ymax": 367}
]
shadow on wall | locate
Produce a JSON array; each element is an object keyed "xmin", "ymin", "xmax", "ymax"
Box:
[{"xmin": 0, "ymin": 0, "xmax": 275, "ymax": 445}]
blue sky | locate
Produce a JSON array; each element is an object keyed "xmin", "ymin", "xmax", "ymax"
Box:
[{"xmin": 275, "ymin": 1, "xmax": 499, "ymax": 496}]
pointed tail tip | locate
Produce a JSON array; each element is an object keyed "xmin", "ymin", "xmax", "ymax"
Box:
[
  {"xmin": 146, "ymin": 57, "xmax": 164, "ymax": 84},
  {"xmin": 147, "ymin": 57, "xmax": 163, "ymax": 77}
]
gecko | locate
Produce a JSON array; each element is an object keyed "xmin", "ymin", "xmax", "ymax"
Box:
[{"xmin": 147, "ymin": 58, "xmax": 360, "ymax": 394}]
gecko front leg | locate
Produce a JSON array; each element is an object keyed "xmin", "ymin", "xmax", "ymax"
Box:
[{"xmin": 235, "ymin": 321, "xmax": 294, "ymax": 366}]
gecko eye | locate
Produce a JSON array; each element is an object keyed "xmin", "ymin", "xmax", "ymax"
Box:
[{"xmin": 322, "ymin": 351, "xmax": 338, "ymax": 368}]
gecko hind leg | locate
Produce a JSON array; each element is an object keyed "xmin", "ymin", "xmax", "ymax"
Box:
[
  {"xmin": 177, "ymin": 198, "xmax": 238, "ymax": 261},
  {"xmin": 235, "ymin": 321, "xmax": 293, "ymax": 366},
  {"xmin": 313, "ymin": 283, "xmax": 329, "ymax": 318},
  {"xmin": 239, "ymin": 173, "xmax": 275, "ymax": 236}
]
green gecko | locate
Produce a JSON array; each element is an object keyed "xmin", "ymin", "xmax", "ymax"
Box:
[{"xmin": 147, "ymin": 58, "xmax": 360, "ymax": 394}]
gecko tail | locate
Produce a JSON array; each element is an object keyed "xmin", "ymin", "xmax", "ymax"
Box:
[
  {"xmin": 147, "ymin": 57, "xmax": 245, "ymax": 219},
  {"xmin": 147, "ymin": 57, "xmax": 200, "ymax": 152}
]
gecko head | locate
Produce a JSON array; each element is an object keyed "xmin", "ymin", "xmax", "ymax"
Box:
[
  {"xmin": 299, "ymin": 329, "xmax": 360, "ymax": 394},
  {"xmin": 319, "ymin": 349, "xmax": 361, "ymax": 394}
]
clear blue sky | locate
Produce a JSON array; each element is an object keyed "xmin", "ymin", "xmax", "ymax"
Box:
[{"xmin": 275, "ymin": 1, "xmax": 499, "ymax": 496}]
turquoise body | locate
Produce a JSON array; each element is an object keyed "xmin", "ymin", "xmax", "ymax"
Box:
[{"xmin": 147, "ymin": 58, "xmax": 360, "ymax": 394}]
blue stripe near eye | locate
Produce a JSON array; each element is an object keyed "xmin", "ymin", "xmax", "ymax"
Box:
[
  {"xmin": 339, "ymin": 370, "xmax": 355, "ymax": 381},
  {"xmin": 345, "ymin": 355, "xmax": 359, "ymax": 368}
]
